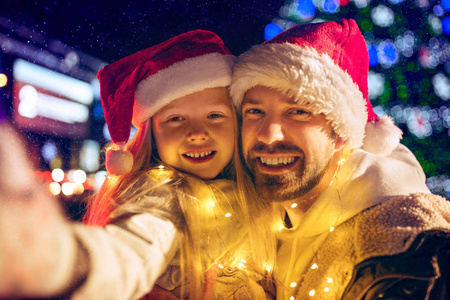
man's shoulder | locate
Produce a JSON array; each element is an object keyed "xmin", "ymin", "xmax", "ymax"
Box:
[
  {"xmin": 356, "ymin": 192, "xmax": 450, "ymax": 229},
  {"xmin": 342, "ymin": 228, "xmax": 450, "ymax": 299},
  {"xmin": 343, "ymin": 192, "xmax": 450, "ymax": 263}
]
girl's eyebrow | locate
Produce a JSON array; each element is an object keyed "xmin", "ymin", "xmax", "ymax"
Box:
[
  {"xmin": 208, "ymin": 103, "xmax": 233, "ymax": 110},
  {"xmin": 158, "ymin": 103, "xmax": 232, "ymax": 115}
]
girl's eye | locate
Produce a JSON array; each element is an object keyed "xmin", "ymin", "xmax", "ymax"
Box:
[
  {"xmin": 208, "ymin": 113, "xmax": 224, "ymax": 119},
  {"xmin": 167, "ymin": 115, "xmax": 184, "ymax": 122}
]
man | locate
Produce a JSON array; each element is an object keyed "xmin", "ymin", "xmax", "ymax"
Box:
[{"xmin": 230, "ymin": 19, "xmax": 450, "ymax": 299}]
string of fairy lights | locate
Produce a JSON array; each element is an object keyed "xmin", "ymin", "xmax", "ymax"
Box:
[{"xmin": 264, "ymin": 0, "xmax": 450, "ymax": 198}]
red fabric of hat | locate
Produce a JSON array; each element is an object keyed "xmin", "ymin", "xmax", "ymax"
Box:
[
  {"xmin": 231, "ymin": 19, "xmax": 402, "ymax": 155},
  {"xmin": 266, "ymin": 19, "xmax": 375, "ymax": 121}
]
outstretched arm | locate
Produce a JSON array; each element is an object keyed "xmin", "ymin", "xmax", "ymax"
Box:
[
  {"xmin": 0, "ymin": 124, "xmax": 181, "ymax": 299},
  {"xmin": 0, "ymin": 123, "xmax": 84, "ymax": 297}
]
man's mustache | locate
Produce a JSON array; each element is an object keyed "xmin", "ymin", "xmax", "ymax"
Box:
[{"xmin": 248, "ymin": 142, "xmax": 303, "ymax": 155}]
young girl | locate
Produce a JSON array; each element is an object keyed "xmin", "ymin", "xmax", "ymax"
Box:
[{"xmin": 0, "ymin": 30, "xmax": 275, "ymax": 300}]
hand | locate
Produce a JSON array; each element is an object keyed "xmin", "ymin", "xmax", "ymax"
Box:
[
  {"xmin": 0, "ymin": 124, "xmax": 77, "ymax": 298},
  {"xmin": 202, "ymin": 264, "xmax": 218, "ymax": 300}
]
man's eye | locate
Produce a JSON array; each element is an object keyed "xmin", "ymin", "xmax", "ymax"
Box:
[
  {"xmin": 244, "ymin": 108, "xmax": 263, "ymax": 115},
  {"xmin": 288, "ymin": 109, "xmax": 311, "ymax": 118}
]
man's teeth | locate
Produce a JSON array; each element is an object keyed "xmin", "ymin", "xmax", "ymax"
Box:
[
  {"xmin": 259, "ymin": 157, "xmax": 295, "ymax": 166},
  {"xmin": 185, "ymin": 151, "xmax": 213, "ymax": 158}
]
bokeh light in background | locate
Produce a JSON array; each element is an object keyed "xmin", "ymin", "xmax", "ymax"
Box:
[
  {"xmin": 0, "ymin": 73, "xmax": 7, "ymax": 87},
  {"xmin": 266, "ymin": 0, "xmax": 450, "ymax": 198}
]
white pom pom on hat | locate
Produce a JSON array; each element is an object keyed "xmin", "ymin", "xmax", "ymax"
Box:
[
  {"xmin": 230, "ymin": 18, "xmax": 402, "ymax": 156},
  {"xmin": 97, "ymin": 30, "xmax": 236, "ymax": 175}
]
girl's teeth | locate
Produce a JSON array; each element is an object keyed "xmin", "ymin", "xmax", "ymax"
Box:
[{"xmin": 186, "ymin": 151, "xmax": 213, "ymax": 158}]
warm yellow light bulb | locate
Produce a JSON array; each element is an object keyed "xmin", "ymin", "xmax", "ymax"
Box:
[
  {"xmin": 291, "ymin": 203, "xmax": 298, "ymax": 208},
  {"xmin": 324, "ymin": 287, "xmax": 330, "ymax": 292},
  {"xmin": 309, "ymin": 289, "xmax": 316, "ymax": 296},
  {"xmin": 0, "ymin": 74, "xmax": 7, "ymax": 87},
  {"xmin": 290, "ymin": 282, "xmax": 297, "ymax": 288},
  {"xmin": 330, "ymin": 227, "xmax": 335, "ymax": 232},
  {"xmin": 49, "ymin": 182, "xmax": 61, "ymax": 195},
  {"xmin": 311, "ymin": 263, "xmax": 318, "ymax": 270},
  {"xmin": 337, "ymin": 158, "xmax": 346, "ymax": 165}
]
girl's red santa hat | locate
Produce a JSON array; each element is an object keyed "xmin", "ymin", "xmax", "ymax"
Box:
[
  {"xmin": 230, "ymin": 19, "xmax": 402, "ymax": 155},
  {"xmin": 98, "ymin": 30, "xmax": 236, "ymax": 175}
]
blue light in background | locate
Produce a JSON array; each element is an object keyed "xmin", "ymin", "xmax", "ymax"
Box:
[
  {"xmin": 296, "ymin": 0, "xmax": 316, "ymax": 20},
  {"xmin": 433, "ymin": 5, "xmax": 445, "ymax": 16},
  {"xmin": 442, "ymin": 16, "xmax": 450, "ymax": 35},
  {"xmin": 93, "ymin": 102, "xmax": 104, "ymax": 120},
  {"xmin": 41, "ymin": 140, "xmax": 58, "ymax": 163},
  {"xmin": 388, "ymin": 0, "xmax": 405, "ymax": 4},
  {"xmin": 384, "ymin": 43, "xmax": 397, "ymax": 60},
  {"xmin": 264, "ymin": 23, "xmax": 284, "ymax": 40},
  {"xmin": 322, "ymin": 0, "xmax": 339, "ymax": 14},
  {"xmin": 378, "ymin": 40, "xmax": 398, "ymax": 68},
  {"xmin": 441, "ymin": 0, "xmax": 450, "ymax": 12},
  {"xmin": 367, "ymin": 44, "xmax": 379, "ymax": 66}
]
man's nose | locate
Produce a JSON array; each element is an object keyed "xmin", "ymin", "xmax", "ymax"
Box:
[
  {"xmin": 257, "ymin": 122, "xmax": 285, "ymax": 144},
  {"xmin": 187, "ymin": 123, "xmax": 209, "ymax": 142}
]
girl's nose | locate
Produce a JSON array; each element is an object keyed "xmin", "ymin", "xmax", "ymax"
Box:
[{"xmin": 187, "ymin": 124, "xmax": 209, "ymax": 142}]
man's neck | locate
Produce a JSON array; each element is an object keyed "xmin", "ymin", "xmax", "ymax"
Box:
[
  {"xmin": 281, "ymin": 149, "xmax": 346, "ymax": 228},
  {"xmin": 281, "ymin": 193, "xmax": 320, "ymax": 228}
]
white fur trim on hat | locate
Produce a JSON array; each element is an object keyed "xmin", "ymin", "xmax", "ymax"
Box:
[
  {"xmin": 133, "ymin": 53, "xmax": 236, "ymax": 127},
  {"xmin": 230, "ymin": 43, "xmax": 368, "ymax": 149},
  {"xmin": 362, "ymin": 115, "xmax": 403, "ymax": 155}
]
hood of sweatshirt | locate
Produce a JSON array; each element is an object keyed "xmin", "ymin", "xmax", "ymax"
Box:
[{"xmin": 287, "ymin": 144, "xmax": 430, "ymax": 237}]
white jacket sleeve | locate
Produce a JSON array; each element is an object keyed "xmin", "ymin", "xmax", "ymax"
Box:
[{"xmin": 71, "ymin": 213, "xmax": 181, "ymax": 300}]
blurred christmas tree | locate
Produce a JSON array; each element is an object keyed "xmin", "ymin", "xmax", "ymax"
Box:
[{"xmin": 265, "ymin": 0, "xmax": 450, "ymax": 198}]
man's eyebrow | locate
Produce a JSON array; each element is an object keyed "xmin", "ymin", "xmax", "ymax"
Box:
[{"xmin": 242, "ymin": 98, "xmax": 260, "ymax": 105}]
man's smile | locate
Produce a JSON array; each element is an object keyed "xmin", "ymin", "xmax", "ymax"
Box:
[
  {"xmin": 255, "ymin": 155, "xmax": 300, "ymax": 173},
  {"xmin": 258, "ymin": 156, "xmax": 296, "ymax": 166}
]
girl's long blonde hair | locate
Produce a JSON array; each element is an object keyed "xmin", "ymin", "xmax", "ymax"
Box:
[{"xmin": 233, "ymin": 113, "xmax": 277, "ymax": 283}]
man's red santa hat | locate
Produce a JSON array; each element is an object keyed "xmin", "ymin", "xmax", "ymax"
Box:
[
  {"xmin": 230, "ymin": 18, "xmax": 402, "ymax": 155},
  {"xmin": 98, "ymin": 30, "xmax": 235, "ymax": 175}
]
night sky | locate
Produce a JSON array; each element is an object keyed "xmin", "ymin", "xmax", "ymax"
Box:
[{"xmin": 0, "ymin": 0, "xmax": 285, "ymax": 62}]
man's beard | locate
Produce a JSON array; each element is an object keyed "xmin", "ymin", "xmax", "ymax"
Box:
[{"xmin": 245, "ymin": 143, "xmax": 331, "ymax": 202}]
